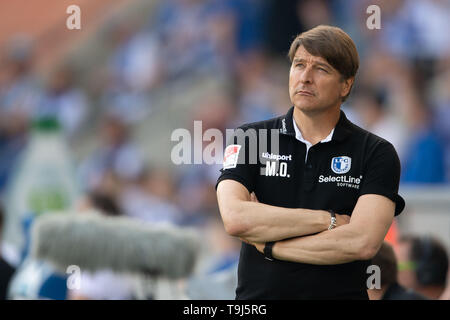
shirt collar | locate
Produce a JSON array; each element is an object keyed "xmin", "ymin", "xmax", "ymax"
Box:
[
  {"xmin": 280, "ymin": 106, "xmax": 352, "ymax": 143},
  {"xmin": 293, "ymin": 117, "xmax": 334, "ymax": 144}
]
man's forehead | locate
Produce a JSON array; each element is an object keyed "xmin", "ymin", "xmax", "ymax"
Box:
[{"xmin": 293, "ymin": 46, "xmax": 329, "ymax": 65}]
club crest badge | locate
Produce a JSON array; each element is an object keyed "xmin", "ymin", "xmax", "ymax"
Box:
[{"xmin": 331, "ymin": 156, "xmax": 351, "ymax": 174}]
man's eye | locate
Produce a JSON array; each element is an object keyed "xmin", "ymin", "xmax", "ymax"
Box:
[{"xmin": 318, "ymin": 68, "xmax": 328, "ymax": 73}]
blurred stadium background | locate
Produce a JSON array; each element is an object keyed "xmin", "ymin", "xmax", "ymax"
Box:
[{"xmin": 0, "ymin": 0, "xmax": 449, "ymax": 299}]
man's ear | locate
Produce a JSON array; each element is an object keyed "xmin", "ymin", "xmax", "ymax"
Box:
[{"xmin": 341, "ymin": 77, "xmax": 354, "ymax": 98}]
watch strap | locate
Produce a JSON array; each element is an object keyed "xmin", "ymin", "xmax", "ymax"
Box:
[
  {"xmin": 327, "ymin": 209, "xmax": 337, "ymax": 230},
  {"xmin": 264, "ymin": 241, "xmax": 276, "ymax": 261}
]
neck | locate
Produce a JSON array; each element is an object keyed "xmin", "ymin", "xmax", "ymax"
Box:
[
  {"xmin": 416, "ymin": 286, "xmax": 445, "ymax": 300},
  {"xmin": 293, "ymin": 106, "xmax": 341, "ymax": 145},
  {"xmin": 367, "ymin": 285, "xmax": 388, "ymax": 300}
]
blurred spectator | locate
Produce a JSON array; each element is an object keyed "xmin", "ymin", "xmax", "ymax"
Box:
[
  {"xmin": 186, "ymin": 264, "xmax": 237, "ymax": 299},
  {"xmin": 78, "ymin": 191, "xmax": 122, "ymax": 217},
  {"xmin": 0, "ymin": 35, "xmax": 40, "ymax": 118},
  {"xmin": 101, "ymin": 23, "xmax": 163, "ymax": 124},
  {"xmin": 175, "ymin": 92, "xmax": 236, "ymax": 226},
  {"xmin": 120, "ymin": 167, "xmax": 183, "ymax": 225},
  {"xmin": 265, "ymin": 0, "xmax": 302, "ymax": 55},
  {"xmin": 217, "ymin": 0, "xmax": 267, "ymax": 55},
  {"xmin": 395, "ymin": 235, "xmax": 449, "ymax": 299},
  {"xmin": 194, "ymin": 1, "xmax": 237, "ymax": 76},
  {"xmin": 104, "ymin": 18, "xmax": 140, "ymax": 89},
  {"xmin": 361, "ymin": 48, "xmax": 446, "ymax": 183},
  {"xmin": 203, "ymin": 216, "xmax": 240, "ymax": 274},
  {"xmin": 70, "ymin": 269, "xmax": 137, "ymax": 300},
  {"xmin": 36, "ymin": 64, "xmax": 88, "ymax": 140},
  {"xmin": 430, "ymin": 58, "xmax": 450, "ymax": 182},
  {"xmin": 406, "ymin": 0, "xmax": 450, "ymax": 61},
  {"xmin": 439, "ymin": 270, "xmax": 450, "ymax": 300},
  {"xmin": 234, "ymin": 50, "xmax": 280, "ymax": 124},
  {"xmin": 153, "ymin": 0, "xmax": 221, "ymax": 79},
  {"xmin": 400, "ymin": 101, "xmax": 446, "ymax": 184},
  {"xmin": 368, "ymin": 241, "xmax": 427, "ymax": 300},
  {"xmin": 107, "ymin": 28, "xmax": 163, "ymax": 93},
  {"xmin": 0, "ymin": 203, "xmax": 15, "ymax": 300},
  {"xmin": 7, "ymin": 191, "xmax": 124, "ymax": 300},
  {"xmin": 99, "ymin": 91, "xmax": 153, "ymax": 126},
  {"xmin": 296, "ymin": 0, "xmax": 333, "ymax": 30},
  {"xmin": 185, "ymin": 217, "xmax": 239, "ymax": 299},
  {"xmin": 372, "ymin": 0, "xmax": 419, "ymax": 60},
  {"xmin": 78, "ymin": 113, "xmax": 144, "ymax": 192},
  {"xmin": 352, "ymin": 86, "xmax": 408, "ymax": 159},
  {"xmin": 69, "ymin": 191, "xmax": 136, "ymax": 300},
  {"xmin": 0, "ymin": 35, "xmax": 41, "ymax": 192}
]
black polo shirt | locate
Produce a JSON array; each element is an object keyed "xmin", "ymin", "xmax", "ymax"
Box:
[{"xmin": 216, "ymin": 106, "xmax": 405, "ymax": 299}]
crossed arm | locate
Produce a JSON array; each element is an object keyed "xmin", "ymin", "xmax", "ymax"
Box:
[
  {"xmin": 216, "ymin": 179, "xmax": 395, "ymax": 264},
  {"xmin": 216, "ymin": 179, "xmax": 349, "ymax": 243}
]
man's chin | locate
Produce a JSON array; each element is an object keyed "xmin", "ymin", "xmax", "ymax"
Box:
[
  {"xmin": 294, "ymin": 104, "xmax": 322, "ymax": 114},
  {"xmin": 294, "ymin": 102, "xmax": 337, "ymax": 115}
]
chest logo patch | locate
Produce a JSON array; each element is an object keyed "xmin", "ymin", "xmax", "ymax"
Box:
[{"xmin": 331, "ymin": 156, "xmax": 352, "ymax": 174}]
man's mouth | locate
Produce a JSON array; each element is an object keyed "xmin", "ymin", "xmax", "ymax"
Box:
[{"xmin": 295, "ymin": 90, "xmax": 315, "ymax": 96}]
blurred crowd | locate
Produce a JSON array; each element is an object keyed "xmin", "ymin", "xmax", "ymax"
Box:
[{"xmin": 0, "ymin": 0, "xmax": 449, "ymax": 299}]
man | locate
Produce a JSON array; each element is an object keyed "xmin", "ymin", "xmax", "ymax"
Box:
[
  {"xmin": 368, "ymin": 241, "xmax": 427, "ymax": 300},
  {"xmin": 215, "ymin": 25, "xmax": 405, "ymax": 299},
  {"xmin": 395, "ymin": 235, "xmax": 449, "ymax": 299}
]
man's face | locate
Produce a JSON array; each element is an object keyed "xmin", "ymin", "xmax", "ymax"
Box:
[
  {"xmin": 289, "ymin": 45, "xmax": 353, "ymax": 114},
  {"xmin": 395, "ymin": 241, "xmax": 419, "ymax": 289}
]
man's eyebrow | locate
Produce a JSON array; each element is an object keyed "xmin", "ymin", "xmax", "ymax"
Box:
[{"xmin": 292, "ymin": 58, "xmax": 332, "ymax": 69}]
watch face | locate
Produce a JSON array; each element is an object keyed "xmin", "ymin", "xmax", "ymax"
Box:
[{"xmin": 328, "ymin": 218, "xmax": 337, "ymax": 230}]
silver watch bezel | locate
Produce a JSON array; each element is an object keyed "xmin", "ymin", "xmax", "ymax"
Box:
[{"xmin": 328, "ymin": 216, "xmax": 337, "ymax": 230}]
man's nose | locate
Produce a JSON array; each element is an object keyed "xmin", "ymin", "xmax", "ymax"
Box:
[{"xmin": 299, "ymin": 66, "xmax": 313, "ymax": 83}]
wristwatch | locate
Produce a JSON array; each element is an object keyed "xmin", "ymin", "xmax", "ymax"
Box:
[
  {"xmin": 327, "ymin": 209, "xmax": 337, "ymax": 230},
  {"xmin": 264, "ymin": 241, "xmax": 276, "ymax": 261}
]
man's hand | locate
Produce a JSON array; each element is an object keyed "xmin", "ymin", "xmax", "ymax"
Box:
[
  {"xmin": 253, "ymin": 242, "xmax": 264, "ymax": 253},
  {"xmin": 335, "ymin": 213, "xmax": 351, "ymax": 227},
  {"xmin": 240, "ymin": 236, "xmax": 264, "ymax": 253},
  {"xmin": 250, "ymin": 192, "xmax": 259, "ymax": 203}
]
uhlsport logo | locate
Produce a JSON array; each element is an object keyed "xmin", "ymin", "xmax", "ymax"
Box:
[{"xmin": 331, "ymin": 156, "xmax": 351, "ymax": 174}]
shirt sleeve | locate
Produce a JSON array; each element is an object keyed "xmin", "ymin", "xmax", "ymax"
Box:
[
  {"xmin": 359, "ymin": 141, "xmax": 405, "ymax": 216},
  {"xmin": 215, "ymin": 126, "xmax": 258, "ymax": 194}
]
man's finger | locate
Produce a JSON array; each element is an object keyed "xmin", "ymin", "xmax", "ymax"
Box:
[{"xmin": 250, "ymin": 192, "xmax": 259, "ymax": 203}]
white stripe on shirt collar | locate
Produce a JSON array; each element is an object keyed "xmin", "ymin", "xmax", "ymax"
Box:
[{"xmin": 293, "ymin": 118, "xmax": 335, "ymax": 162}]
